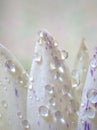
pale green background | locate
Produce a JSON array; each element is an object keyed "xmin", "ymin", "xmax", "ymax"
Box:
[{"xmin": 0, "ymin": 0, "xmax": 97, "ymax": 71}]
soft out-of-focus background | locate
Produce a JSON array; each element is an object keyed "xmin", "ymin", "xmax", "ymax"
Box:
[{"xmin": 0, "ymin": 0, "xmax": 97, "ymax": 71}]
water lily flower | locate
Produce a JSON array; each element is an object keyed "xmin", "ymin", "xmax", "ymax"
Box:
[{"xmin": 0, "ymin": 30, "xmax": 96, "ymax": 130}]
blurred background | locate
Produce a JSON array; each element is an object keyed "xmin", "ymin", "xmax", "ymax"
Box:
[{"xmin": 0, "ymin": 0, "xmax": 97, "ymax": 71}]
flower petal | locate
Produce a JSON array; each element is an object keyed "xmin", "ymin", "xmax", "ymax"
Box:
[
  {"xmin": 27, "ymin": 30, "xmax": 77, "ymax": 130},
  {"xmin": 78, "ymin": 47, "xmax": 97, "ymax": 129},
  {"xmin": 72, "ymin": 39, "xmax": 89, "ymax": 106},
  {"xmin": 0, "ymin": 44, "xmax": 28, "ymax": 130}
]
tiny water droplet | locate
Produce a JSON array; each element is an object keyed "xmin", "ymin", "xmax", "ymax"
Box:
[
  {"xmin": 55, "ymin": 111, "xmax": 65, "ymax": 124},
  {"xmin": 5, "ymin": 60, "xmax": 16, "ymax": 73},
  {"xmin": 29, "ymin": 76, "xmax": 34, "ymax": 82},
  {"xmin": 1, "ymin": 100, "xmax": 8, "ymax": 109},
  {"xmin": 54, "ymin": 41, "xmax": 58, "ymax": 47},
  {"xmin": 39, "ymin": 106, "xmax": 49, "ymax": 117},
  {"xmin": 49, "ymin": 98, "xmax": 56, "ymax": 106},
  {"xmin": 87, "ymin": 89, "xmax": 97, "ymax": 104},
  {"xmin": 34, "ymin": 53, "xmax": 42, "ymax": 64},
  {"xmin": 61, "ymin": 50, "xmax": 68, "ymax": 60},
  {"xmin": 72, "ymin": 70, "xmax": 80, "ymax": 88},
  {"xmin": 45, "ymin": 84, "xmax": 54, "ymax": 94},
  {"xmin": 28, "ymin": 83, "xmax": 33, "ymax": 90},
  {"xmin": 17, "ymin": 112, "xmax": 23, "ymax": 119},
  {"xmin": 90, "ymin": 59, "xmax": 97, "ymax": 69},
  {"xmin": 85, "ymin": 107, "xmax": 95, "ymax": 119},
  {"xmin": 22, "ymin": 120, "xmax": 30, "ymax": 129},
  {"xmin": 58, "ymin": 66, "xmax": 64, "ymax": 74},
  {"xmin": 50, "ymin": 61, "xmax": 56, "ymax": 70}
]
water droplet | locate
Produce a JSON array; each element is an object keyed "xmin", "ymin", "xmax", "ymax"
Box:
[
  {"xmin": 55, "ymin": 111, "xmax": 65, "ymax": 124},
  {"xmin": 62, "ymin": 85, "xmax": 69, "ymax": 95},
  {"xmin": 34, "ymin": 53, "xmax": 42, "ymax": 64},
  {"xmin": 45, "ymin": 84, "xmax": 54, "ymax": 94},
  {"xmin": 54, "ymin": 41, "xmax": 58, "ymax": 47},
  {"xmin": 29, "ymin": 76, "xmax": 34, "ymax": 82},
  {"xmin": 28, "ymin": 83, "xmax": 33, "ymax": 90},
  {"xmin": 58, "ymin": 66, "xmax": 64, "ymax": 74},
  {"xmin": 85, "ymin": 107, "xmax": 95, "ymax": 119},
  {"xmin": 61, "ymin": 50, "xmax": 68, "ymax": 60},
  {"xmin": 5, "ymin": 60, "xmax": 16, "ymax": 73},
  {"xmin": 72, "ymin": 70, "xmax": 80, "ymax": 88},
  {"xmin": 87, "ymin": 89, "xmax": 97, "ymax": 104},
  {"xmin": 1, "ymin": 100, "xmax": 8, "ymax": 109},
  {"xmin": 50, "ymin": 61, "xmax": 56, "ymax": 70},
  {"xmin": 49, "ymin": 98, "xmax": 56, "ymax": 106},
  {"xmin": 72, "ymin": 77, "xmax": 80, "ymax": 88},
  {"xmin": 59, "ymin": 76, "xmax": 64, "ymax": 82},
  {"xmin": 90, "ymin": 59, "xmax": 97, "ymax": 69},
  {"xmin": 22, "ymin": 120, "xmax": 30, "ymax": 129},
  {"xmin": 17, "ymin": 112, "xmax": 23, "ymax": 119},
  {"xmin": 39, "ymin": 106, "xmax": 49, "ymax": 117}
]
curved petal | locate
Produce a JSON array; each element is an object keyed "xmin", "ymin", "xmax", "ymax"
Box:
[
  {"xmin": 27, "ymin": 30, "xmax": 77, "ymax": 130},
  {"xmin": 0, "ymin": 44, "xmax": 28, "ymax": 130},
  {"xmin": 78, "ymin": 47, "xmax": 97, "ymax": 129},
  {"xmin": 72, "ymin": 39, "xmax": 89, "ymax": 106}
]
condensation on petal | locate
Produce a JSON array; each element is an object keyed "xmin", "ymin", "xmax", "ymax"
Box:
[
  {"xmin": 0, "ymin": 44, "xmax": 28, "ymax": 130},
  {"xmin": 27, "ymin": 30, "xmax": 77, "ymax": 130},
  {"xmin": 72, "ymin": 39, "xmax": 89, "ymax": 106}
]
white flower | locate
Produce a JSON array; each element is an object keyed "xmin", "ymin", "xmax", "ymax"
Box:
[{"xmin": 0, "ymin": 30, "xmax": 97, "ymax": 130}]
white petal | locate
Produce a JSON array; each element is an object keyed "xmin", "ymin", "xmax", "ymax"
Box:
[
  {"xmin": 72, "ymin": 39, "xmax": 89, "ymax": 106},
  {"xmin": 27, "ymin": 30, "xmax": 77, "ymax": 130},
  {"xmin": 78, "ymin": 47, "xmax": 97, "ymax": 129},
  {"xmin": 0, "ymin": 44, "xmax": 28, "ymax": 130}
]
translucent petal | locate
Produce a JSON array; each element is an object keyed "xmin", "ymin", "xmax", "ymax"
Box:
[
  {"xmin": 72, "ymin": 39, "xmax": 89, "ymax": 105},
  {"xmin": 78, "ymin": 47, "xmax": 97, "ymax": 129},
  {"xmin": 27, "ymin": 30, "xmax": 76, "ymax": 130},
  {"xmin": 0, "ymin": 44, "xmax": 28, "ymax": 130}
]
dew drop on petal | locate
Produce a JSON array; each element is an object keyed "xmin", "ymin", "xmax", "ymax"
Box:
[
  {"xmin": 87, "ymin": 89, "xmax": 97, "ymax": 104},
  {"xmin": 45, "ymin": 84, "xmax": 54, "ymax": 94},
  {"xmin": 39, "ymin": 106, "xmax": 49, "ymax": 117},
  {"xmin": 90, "ymin": 59, "xmax": 97, "ymax": 68},
  {"xmin": 22, "ymin": 120, "xmax": 30, "ymax": 129},
  {"xmin": 55, "ymin": 111, "xmax": 65, "ymax": 124},
  {"xmin": 61, "ymin": 50, "xmax": 68, "ymax": 60},
  {"xmin": 85, "ymin": 107, "xmax": 95, "ymax": 119},
  {"xmin": 1, "ymin": 100, "xmax": 8, "ymax": 109},
  {"xmin": 29, "ymin": 76, "xmax": 34, "ymax": 82},
  {"xmin": 54, "ymin": 41, "xmax": 58, "ymax": 47},
  {"xmin": 5, "ymin": 60, "xmax": 16, "ymax": 73},
  {"xmin": 58, "ymin": 66, "xmax": 64, "ymax": 74},
  {"xmin": 28, "ymin": 83, "xmax": 33, "ymax": 90},
  {"xmin": 17, "ymin": 112, "xmax": 23, "ymax": 119},
  {"xmin": 34, "ymin": 53, "xmax": 42, "ymax": 64},
  {"xmin": 49, "ymin": 98, "xmax": 56, "ymax": 106},
  {"xmin": 50, "ymin": 61, "xmax": 56, "ymax": 70}
]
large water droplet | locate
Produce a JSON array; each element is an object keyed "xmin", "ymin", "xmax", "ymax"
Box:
[
  {"xmin": 45, "ymin": 84, "xmax": 54, "ymax": 94},
  {"xmin": 87, "ymin": 89, "xmax": 97, "ymax": 104},
  {"xmin": 55, "ymin": 111, "xmax": 65, "ymax": 124},
  {"xmin": 22, "ymin": 120, "xmax": 30, "ymax": 129},
  {"xmin": 39, "ymin": 106, "xmax": 49, "ymax": 117},
  {"xmin": 5, "ymin": 60, "xmax": 16, "ymax": 73},
  {"xmin": 90, "ymin": 59, "xmax": 97, "ymax": 69}
]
